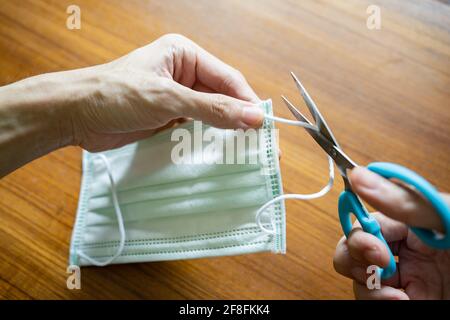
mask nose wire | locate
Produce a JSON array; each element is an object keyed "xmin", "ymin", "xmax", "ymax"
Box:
[
  {"xmin": 77, "ymin": 154, "xmax": 126, "ymax": 266},
  {"xmin": 256, "ymin": 114, "xmax": 335, "ymax": 235}
]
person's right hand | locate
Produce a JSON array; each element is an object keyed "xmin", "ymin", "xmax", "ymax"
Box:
[{"xmin": 333, "ymin": 166, "xmax": 450, "ymax": 300}]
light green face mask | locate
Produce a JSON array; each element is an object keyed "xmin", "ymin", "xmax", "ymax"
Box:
[{"xmin": 70, "ymin": 100, "xmax": 286, "ymax": 266}]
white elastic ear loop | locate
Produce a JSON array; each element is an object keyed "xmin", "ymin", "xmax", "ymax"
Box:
[
  {"xmin": 256, "ymin": 114, "xmax": 335, "ymax": 234},
  {"xmin": 265, "ymin": 114, "xmax": 317, "ymax": 131},
  {"xmin": 77, "ymin": 154, "xmax": 126, "ymax": 266}
]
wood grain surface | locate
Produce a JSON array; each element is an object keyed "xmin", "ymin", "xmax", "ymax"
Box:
[{"xmin": 0, "ymin": 0, "xmax": 449, "ymax": 299}]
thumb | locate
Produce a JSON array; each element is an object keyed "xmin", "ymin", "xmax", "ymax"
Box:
[
  {"xmin": 178, "ymin": 85, "xmax": 264, "ymax": 129},
  {"xmin": 349, "ymin": 166, "xmax": 445, "ymax": 233}
]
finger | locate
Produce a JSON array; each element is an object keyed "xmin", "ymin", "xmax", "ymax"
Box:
[
  {"xmin": 353, "ymin": 282, "xmax": 409, "ymax": 300},
  {"xmin": 193, "ymin": 43, "xmax": 260, "ymax": 102},
  {"xmin": 336, "ymin": 215, "xmax": 403, "ymax": 286},
  {"xmin": 347, "ymin": 212, "xmax": 406, "ymax": 253},
  {"xmin": 369, "ymin": 212, "xmax": 409, "ymax": 244},
  {"xmin": 346, "ymin": 226, "xmax": 401, "ymax": 287},
  {"xmin": 175, "ymin": 82, "xmax": 264, "ymax": 129},
  {"xmin": 347, "ymin": 227, "xmax": 391, "ymax": 268},
  {"xmin": 333, "ymin": 235, "xmax": 400, "ymax": 287},
  {"xmin": 349, "ymin": 166, "xmax": 444, "ymax": 232},
  {"xmin": 333, "ymin": 236, "xmax": 366, "ymax": 281}
]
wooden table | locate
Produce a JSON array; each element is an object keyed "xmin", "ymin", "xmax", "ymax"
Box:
[{"xmin": 0, "ymin": 0, "xmax": 449, "ymax": 299}]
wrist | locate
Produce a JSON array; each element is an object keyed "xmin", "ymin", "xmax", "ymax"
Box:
[
  {"xmin": 10, "ymin": 73, "xmax": 74, "ymax": 144},
  {"xmin": 0, "ymin": 69, "xmax": 97, "ymax": 176},
  {"xmin": 4, "ymin": 69, "xmax": 101, "ymax": 145}
]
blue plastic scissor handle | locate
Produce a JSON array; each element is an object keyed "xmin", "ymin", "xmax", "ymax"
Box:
[{"xmin": 338, "ymin": 162, "xmax": 450, "ymax": 280}]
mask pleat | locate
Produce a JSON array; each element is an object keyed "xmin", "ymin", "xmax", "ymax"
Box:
[
  {"xmin": 88, "ymin": 168, "xmax": 265, "ymax": 211},
  {"xmin": 88, "ymin": 124, "xmax": 262, "ymax": 197}
]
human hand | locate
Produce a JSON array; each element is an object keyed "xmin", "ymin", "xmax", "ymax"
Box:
[
  {"xmin": 0, "ymin": 34, "xmax": 266, "ymax": 176},
  {"xmin": 65, "ymin": 33, "xmax": 263, "ymax": 151},
  {"xmin": 333, "ymin": 166, "xmax": 450, "ymax": 299}
]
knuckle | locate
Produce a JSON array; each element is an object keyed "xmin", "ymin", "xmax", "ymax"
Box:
[
  {"xmin": 398, "ymin": 196, "xmax": 416, "ymax": 216},
  {"xmin": 347, "ymin": 228, "xmax": 364, "ymax": 249},
  {"xmin": 391, "ymin": 193, "xmax": 418, "ymax": 225},
  {"xmin": 219, "ymin": 69, "xmax": 244, "ymax": 93},
  {"xmin": 232, "ymin": 68, "xmax": 245, "ymax": 80},
  {"xmin": 158, "ymin": 34, "xmax": 195, "ymax": 66},
  {"xmin": 209, "ymin": 95, "xmax": 228, "ymax": 120},
  {"xmin": 220, "ymin": 74, "xmax": 234, "ymax": 92},
  {"xmin": 159, "ymin": 33, "xmax": 189, "ymax": 45}
]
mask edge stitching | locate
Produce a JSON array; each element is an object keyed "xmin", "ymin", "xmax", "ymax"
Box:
[
  {"xmin": 80, "ymin": 228, "xmax": 273, "ymax": 249},
  {"xmin": 81, "ymin": 240, "xmax": 271, "ymax": 259},
  {"xmin": 264, "ymin": 99, "xmax": 285, "ymax": 253},
  {"xmin": 70, "ymin": 151, "xmax": 92, "ymax": 265}
]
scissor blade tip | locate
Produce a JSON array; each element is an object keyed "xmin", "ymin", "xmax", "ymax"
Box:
[
  {"xmin": 290, "ymin": 72, "xmax": 306, "ymax": 90},
  {"xmin": 280, "ymin": 95, "xmax": 293, "ymax": 107}
]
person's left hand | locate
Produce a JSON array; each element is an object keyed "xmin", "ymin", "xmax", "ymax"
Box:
[{"xmin": 62, "ymin": 33, "xmax": 263, "ymax": 151}]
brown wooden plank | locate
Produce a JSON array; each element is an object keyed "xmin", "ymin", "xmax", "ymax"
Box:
[{"xmin": 0, "ymin": 0, "xmax": 448, "ymax": 299}]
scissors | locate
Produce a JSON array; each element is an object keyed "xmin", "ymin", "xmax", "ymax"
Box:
[{"xmin": 281, "ymin": 72, "xmax": 450, "ymax": 279}]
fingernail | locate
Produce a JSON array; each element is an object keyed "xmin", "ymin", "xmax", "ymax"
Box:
[
  {"xmin": 364, "ymin": 246, "xmax": 380, "ymax": 264},
  {"xmin": 242, "ymin": 106, "xmax": 264, "ymax": 126}
]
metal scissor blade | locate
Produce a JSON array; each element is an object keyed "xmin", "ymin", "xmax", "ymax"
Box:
[
  {"xmin": 290, "ymin": 72, "xmax": 341, "ymax": 149},
  {"xmin": 281, "ymin": 95, "xmax": 320, "ymax": 132},
  {"xmin": 332, "ymin": 145, "xmax": 357, "ymax": 173},
  {"xmin": 281, "ymin": 95, "xmax": 313, "ymax": 125},
  {"xmin": 307, "ymin": 129, "xmax": 357, "ymax": 175}
]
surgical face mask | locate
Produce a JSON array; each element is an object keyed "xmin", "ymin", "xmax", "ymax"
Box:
[
  {"xmin": 70, "ymin": 100, "xmax": 287, "ymax": 266},
  {"xmin": 70, "ymin": 99, "xmax": 335, "ymax": 267}
]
